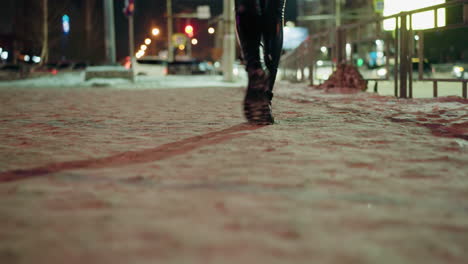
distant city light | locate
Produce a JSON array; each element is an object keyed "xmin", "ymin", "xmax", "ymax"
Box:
[
  {"xmin": 152, "ymin": 28, "xmax": 160, "ymax": 36},
  {"xmin": 24, "ymin": 55, "xmax": 30, "ymax": 62},
  {"xmin": 178, "ymin": 44, "xmax": 185, "ymax": 50},
  {"xmin": 383, "ymin": 0, "xmax": 446, "ymax": 30},
  {"xmin": 32, "ymin": 56, "xmax": 41, "ymax": 63},
  {"xmin": 377, "ymin": 68, "xmax": 388, "ymax": 77},
  {"xmin": 414, "ymin": 35, "xmax": 420, "ymax": 41},
  {"xmin": 320, "ymin": 46, "xmax": 327, "ymax": 54},
  {"xmin": 191, "ymin": 38, "xmax": 198, "ymax": 45},
  {"xmin": 62, "ymin": 14, "xmax": 70, "ymax": 34},
  {"xmin": 145, "ymin": 38, "xmax": 151, "ymax": 45},
  {"xmin": 285, "ymin": 21, "xmax": 295, "ymax": 27},
  {"xmin": 208, "ymin": 27, "xmax": 215, "ymax": 34},
  {"xmin": 1, "ymin": 51, "xmax": 8, "ymax": 60},
  {"xmin": 357, "ymin": 58, "xmax": 364, "ymax": 67},
  {"xmin": 345, "ymin": 43, "xmax": 352, "ymax": 59},
  {"xmin": 136, "ymin": 50, "xmax": 145, "ymax": 58},
  {"xmin": 184, "ymin": 25, "xmax": 194, "ymax": 38},
  {"xmin": 140, "ymin": 45, "xmax": 147, "ymax": 51}
]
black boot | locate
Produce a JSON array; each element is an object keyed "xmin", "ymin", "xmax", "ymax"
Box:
[{"xmin": 243, "ymin": 68, "xmax": 274, "ymax": 125}]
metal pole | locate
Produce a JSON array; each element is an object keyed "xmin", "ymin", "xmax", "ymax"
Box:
[
  {"xmin": 308, "ymin": 41, "xmax": 315, "ymax": 86},
  {"xmin": 394, "ymin": 17, "xmax": 399, "ymax": 97},
  {"xmin": 333, "ymin": 0, "xmax": 342, "ymax": 64},
  {"xmin": 463, "ymin": 81, "xmax": 467, "ymax": 99},
  {"xmin": 129, "ymin": 15, "xmax": 135, "ymax": 70},
  {"xmin": 167, "ymin": 0, "xmax": 174, "ymax": 62},
  {"xmin": 335, "ymin": 0, "xmax": 341, "ymax": 27},
  {"xmin": 223, "ymin": 0, "xmax": 235, "ymax": 82},
  {"xmin": 399, "ymin": 13, "xmax": 408, "ymax": 98},
  {"xmin": 104, "ymin": 0, "xmax": 116, "ymax": 64},
  {"xmin": 408, "ymin": 14, "xmax": 413, "ymax": 99},
  {"xmin": 187, "ymin": 18, "xmax": 192, "ymax": 58},
  {"xmin": 40, "ymin": 0, "xmax": 48, "ymax": 65}
]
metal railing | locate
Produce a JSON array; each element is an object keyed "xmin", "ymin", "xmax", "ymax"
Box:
[{"xmin": 280, "ymin": 0, "xmax": 468, "ymax": 99}]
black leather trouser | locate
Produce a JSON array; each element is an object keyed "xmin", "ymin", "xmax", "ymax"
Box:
[{"xmin": 235, "ymin": 0, "xmax": 286, "ymax": 91}]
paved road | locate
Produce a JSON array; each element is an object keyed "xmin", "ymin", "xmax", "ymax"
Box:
[{"xmin": 0, "ymin": 83, "xmax": 467, "ymax": 264}]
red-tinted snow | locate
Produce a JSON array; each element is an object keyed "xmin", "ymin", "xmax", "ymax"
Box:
[{"xmin": 0, "ymin": 81, "xmax": 467, "ymax": 264}]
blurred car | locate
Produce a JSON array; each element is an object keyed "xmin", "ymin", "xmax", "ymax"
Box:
[
  {"xmin": 0, "ymin": 64, "xmax": 21, "ymax": 79},
  {"xmin": 134, "ymin": 57, "xmax": 167, "ymax": 76},
  {"xmin": 73, "ymin": 62, "xmax": 87, "ymax": 70},
  {"xmin": 167, "ymin": 60, "xmax": 213, "ymax": 75}
]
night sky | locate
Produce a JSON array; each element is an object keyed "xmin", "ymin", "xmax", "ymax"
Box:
[{"xmin": 0, "ymin": 0, "xmax": 297, "ymax": 62}]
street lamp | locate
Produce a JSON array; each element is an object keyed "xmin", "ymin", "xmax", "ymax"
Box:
[
  {"xmin": 208, "ymin": 27, "xmax": 215, "ymax": 34},
  {"xmin": 152, "ymin": 28, "xmax": 160, "ymax": 36},
  {"xmin": 140, "ymin": 44, "xmax": 147, "ymax": 51},
  {"xmin": 136, "ymin": 50, "xmax": 145, "ymax": 59},
  {"xmin": 191, "ymin": 38, "xmax": 198, "ymax": 45},
  {"xmin": 145, "ymin": 38, "xmax": 152, "ymax": 45}
]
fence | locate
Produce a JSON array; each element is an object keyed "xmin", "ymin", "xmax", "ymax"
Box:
[{"xmin": 280, "ymin": 0, "xmax": 468, "ymax": 99}]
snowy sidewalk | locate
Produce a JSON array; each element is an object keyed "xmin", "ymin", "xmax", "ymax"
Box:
[{"xmin": 0, "ymin": 81, "xmax": 467, "ymax": 264}]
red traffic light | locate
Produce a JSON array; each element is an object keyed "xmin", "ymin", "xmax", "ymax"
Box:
[{"xmin": 184, "ymin": 25, "xmax": 194, "ymax": 38}]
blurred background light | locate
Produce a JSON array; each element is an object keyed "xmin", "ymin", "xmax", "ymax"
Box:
[
  {"xmin": 32, "ymin": 56, "xmax": 41, "ymax": 63},
  {"xmin": 383, "ymin": 0, "xmax": 446, "ymax": 30},
  {"xmin": 1, "ymin": 51, "xmax": 8, "ymax": 60},
  {"xmin": 152, "ymin": 28, "xmax": 160, "ymax": 36}
]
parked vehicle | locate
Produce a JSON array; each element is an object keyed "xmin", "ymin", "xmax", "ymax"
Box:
[
  {"xmin": 0, "ymin": 64, "xmax": 21, "ymax": 80},
  {"xmin": 134, "ymin": 57, "xmax": 167, "ymax": 76},
  {"xmin": 167, "ymin": 60, "xmax": 213, "ymax": 75}
]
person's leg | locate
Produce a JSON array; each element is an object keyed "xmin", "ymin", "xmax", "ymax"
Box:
[
  {"xmin": 235, "ymin": 0, "xmax": 274, "ymax": 125},
  {"xmin": 234, "ymin": 0, "xmax": 263, "ymax": 71},
  {"xmin": 260, "ymin": 0, "xmax": 286, "ymax": 91}
]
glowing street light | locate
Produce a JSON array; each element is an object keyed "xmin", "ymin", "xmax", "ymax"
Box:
[
  {"xmin": 1, "ymin": 51, "xmax": 8, "ymax": 60},
  {"xmin": 145, "ymin": 38, "xmax": 151, "ymax": 45},
  {"xmin": 191, "ymin": 38, "xmax": 198, "ymax": 45},
  {"xmin": 140, "ymin": 44, "xmax": 147, "ymax": 51},
  {"xmin": 152, "ymin": 28, "xmax": 160, "ymax": 36},
  {"xmin": 136, "ymin": 50, "xmax": 145, "ymax": 59},
  {"xmin": 178, "ymin": 44, "xmax": 185, "ymax": 51},
  {"xmin": 208, "ymin": 27, "xmax": 215, "ymax": 34},
  {"xmin": 184, "ymin": 25, "xmax": 194, "ymax": 38}
]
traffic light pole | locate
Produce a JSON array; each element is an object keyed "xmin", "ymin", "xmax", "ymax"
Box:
[
  {"xmin": 222, "ymin": 0, "xmax": 235, "ymax": 82},
  {"xmin": 129, "ymin": 15, "xmax": 135, "ymax": 69},
  {"xmin": 104, "ymin": 0, "xmax": 116, "ymax": 64},
  {"xmin": 167, "ymin": 0, "xmax": 174, "ymax": 62}
]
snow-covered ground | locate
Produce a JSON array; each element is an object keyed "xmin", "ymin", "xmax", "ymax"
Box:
[{"xmin": 0, "ymin": 77, "xmax": 467, "ymax": 263}]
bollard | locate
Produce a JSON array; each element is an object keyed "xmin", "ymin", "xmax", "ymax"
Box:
[{"xmin": 463, "ymin": 81, "xmax": 467, "ymax": 99}]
